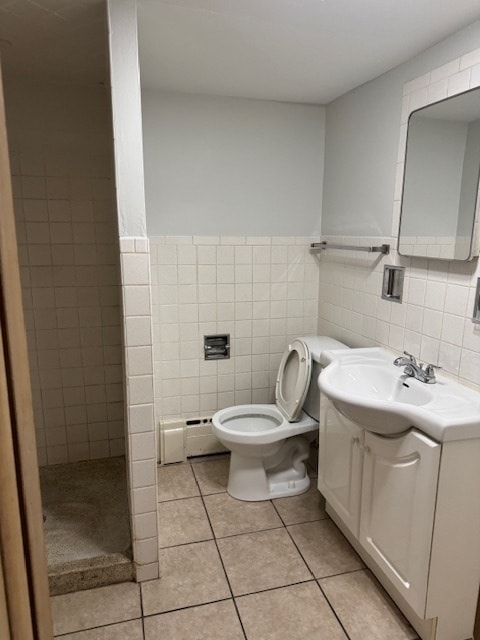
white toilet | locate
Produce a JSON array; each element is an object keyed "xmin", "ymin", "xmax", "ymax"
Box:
[{"xmin": 212, "ymin": 335, "xmax": 347, "ymax": 501}]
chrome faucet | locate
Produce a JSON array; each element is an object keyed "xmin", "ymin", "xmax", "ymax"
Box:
[
  {"xmin": 393, "ymin": 351, "xmax": 439, "ymax": 384},
  {"xmin": 393, "ymin": 351, "xmax": 416, "ymax": 367}
]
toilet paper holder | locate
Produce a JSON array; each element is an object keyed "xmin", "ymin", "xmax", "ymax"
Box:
[{"xmin": 204, "ymin": 334, "xmax": 230, "ymax": 360}]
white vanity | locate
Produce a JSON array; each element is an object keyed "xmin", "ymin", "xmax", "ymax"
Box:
[{"xmin": 317, "ymin": 348, "xmax": 480, "ymax": 640}]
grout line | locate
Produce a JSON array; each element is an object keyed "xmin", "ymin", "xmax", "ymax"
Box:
[
  {"xmin": 270, "ymin": 496, "xmax": 288, "ymax": 527},
  {"xmin": 138, "ymin": 570, "xmax": 146, "ymax": 640},
  {"xmin": 277, "ymin": 506, "xmax": 317, "ymax": 582},
  {"xmin": 156, "ymin": 493, "xmax": 202, "ymax": 504},
  {"xmin": 232, "ymin": 577, "xmax": 317, "ymax": 600},
  {"xmin": 158, "ymin": 535, "xmax": 215, "ymax": 551},
  {"xmin": 209, "ymin": 523, "xmax": 285, "ymax": 541},
  {"xmin": 141, "ymin": 596, "xmax": 233, "ymax": 620},
  {"xmin": 191, "ymin": 461, "xmax": 248, "ymax": 640},
  {"xmin": 283, "ymin": 520, "xmax": 366, "ymax": 585},
  {"xmin": 315, "ymin": 579, "xmax": 353, "ymax": 640},
  {"xmin": 318, "ymin": 566, "xmax": 367, "ymax": 581},
  {"xmin": 53, "ymin": 617, "xmax": 144, "ymax": 638}
]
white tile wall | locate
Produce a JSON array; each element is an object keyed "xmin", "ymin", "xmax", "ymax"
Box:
[
  {"xmin": 7, "ymin": 81, "xmax": 125, "ymax": 466},
  {"xmin": 150, "ymin": 235, "xmax": 320, "ymax": 427},
  {"xmin": 318, "ymin": 47, "xmax": 480, "ymax": 392},
  {"xmin": 317, "ymin": 234, "xmax": 480, "ymax": 389},
  {"xmin": 120, "ymin": 236, "xmax": 159, "ymax": 581}
]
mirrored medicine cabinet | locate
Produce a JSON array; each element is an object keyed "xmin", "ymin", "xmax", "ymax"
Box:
[{"xmin": 398, "ymin": 86, "xmax": 480, "ymax": 261}]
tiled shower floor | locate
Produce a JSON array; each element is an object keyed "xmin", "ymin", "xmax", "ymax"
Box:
[
  {"xmin": 40, "ymin": 457, "xmax": 133, "ymax": 594},
  {"xmin": 51, "ymin": 454, "xmax": 419, "ymax": 639}
]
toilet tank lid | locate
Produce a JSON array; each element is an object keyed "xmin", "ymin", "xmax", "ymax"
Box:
[{"xmin": 299, "ymin": 336, "xmax": 348, "ymax": 363}]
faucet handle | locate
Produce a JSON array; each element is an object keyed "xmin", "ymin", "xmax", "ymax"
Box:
[
  {"xmin": 403, "ymin": 350, "xmax": 417, "ymax": 364},
  {"xmin": 425, "ymin": 363, "xmax": 441, "ymax": 376}
]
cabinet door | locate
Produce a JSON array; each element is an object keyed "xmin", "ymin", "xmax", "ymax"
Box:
[
  {"xmin": 318, "ymin": 397, "xmax": 363, "ymax": 536},
  {"xmin": 359, "ymin": 429, "xmax": 440, "ymax": 617}
]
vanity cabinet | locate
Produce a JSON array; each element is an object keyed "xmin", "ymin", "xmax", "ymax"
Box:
[
  {"xmin": 318, "ymin": 395, "xmax": 480, "ymax": 640},
  {"xmin": 318, "ymin": 400, "xmax": 363, "ymax": 534},
  {"xmin": 360, "ymin": 429, "xmax": 440, "ymax": 616}
]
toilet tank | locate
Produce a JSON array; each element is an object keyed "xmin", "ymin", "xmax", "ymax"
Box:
[{"xmin": 301, "ymin": 336, "xmax": 348, "ymax": 420}]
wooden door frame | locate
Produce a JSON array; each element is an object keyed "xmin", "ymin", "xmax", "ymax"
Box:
[{"xmin": 0, "ymin": 60, "xmax": 53, "ymax": 640}]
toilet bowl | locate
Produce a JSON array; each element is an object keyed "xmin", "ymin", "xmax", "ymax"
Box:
[{"xmin": 212, "ymin": 336, "xmax": 347, "ymax": 501}]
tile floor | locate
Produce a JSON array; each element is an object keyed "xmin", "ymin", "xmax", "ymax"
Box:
[{"xmin": 51, "ymin": 455, "xmax": 419, "ymax": 639}]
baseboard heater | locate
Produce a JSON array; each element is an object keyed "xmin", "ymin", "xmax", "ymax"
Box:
[{"xmin": 158, "ymin": 416, "xmax": 227, "ymax": 464}]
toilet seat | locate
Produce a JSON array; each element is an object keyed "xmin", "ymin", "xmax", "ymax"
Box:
[
  {"xmin": 275, "ymin": 339, "xmax": 311, "ymax": 422},
  {"xmin": 212, "ymin": 404, "xmax": 317, "ymax": 445}
]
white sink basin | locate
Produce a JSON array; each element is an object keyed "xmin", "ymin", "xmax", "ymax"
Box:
[{"xmin": 319, "ymin": 347, "xmax": 480, "ymax": 441}]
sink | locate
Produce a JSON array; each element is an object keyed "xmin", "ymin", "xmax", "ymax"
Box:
[{"xmin": 319, "ymin": 347, "xmax": 480, "ymax": 441}]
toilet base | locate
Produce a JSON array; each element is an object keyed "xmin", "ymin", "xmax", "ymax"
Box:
[{"xmin": 226, "ymin": 434, "xmax": 312, "ymax": 501}]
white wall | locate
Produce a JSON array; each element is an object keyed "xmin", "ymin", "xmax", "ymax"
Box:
[
  {"xmin": 322, "ymin": 20, "xmax": 480, "ymax": 236},
  {"xmin": 142, "ymin": 91, "xmax": 325, "ymax": 236},
  {"xmin": 108, "ymin": 0, "xmax": 147, "ymax": 238}
]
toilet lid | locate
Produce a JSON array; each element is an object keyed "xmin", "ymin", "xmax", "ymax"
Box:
[{"xmin": 275, "ymin": 339, "xmax": 311, "ymax": 422}]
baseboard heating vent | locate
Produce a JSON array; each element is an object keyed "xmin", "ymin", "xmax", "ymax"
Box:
[{"xmin": 159, "ymin": 416, "xmax": 227, "ymax": 464}]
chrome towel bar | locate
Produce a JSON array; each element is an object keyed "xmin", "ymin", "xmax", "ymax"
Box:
[{"xmin": 310, "ymin": 241, "xmax": 390, "ymax": 255}]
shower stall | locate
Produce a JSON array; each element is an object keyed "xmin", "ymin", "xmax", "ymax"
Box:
[
  {"xmin": 1, "ymin": 0, "xmax": 161, "ymax": 593},
  {"xmin": 2, "ymin": 11, "xmax": 132, "ymax": 593}
]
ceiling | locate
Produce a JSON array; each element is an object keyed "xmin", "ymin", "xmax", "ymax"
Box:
[
  {"xmin": 138, "ymin": 0, "xmax": 480, "ymax": 104},
  {"xmin": 0, "ymin": 0, "xmax": 480, "ymax": 104}
]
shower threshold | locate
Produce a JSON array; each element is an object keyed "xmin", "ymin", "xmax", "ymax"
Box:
[{"xmin": 40, "ymin": 456, "xmax": 133, "ymax": 595}]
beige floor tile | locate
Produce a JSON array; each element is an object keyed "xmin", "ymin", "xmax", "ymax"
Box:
[
  {"xmin": 236, "ymin": 582, "xmax": 347, "ymax": 640},
  {"xmin": 191, "ymin": 456, "xmax": 230, "ymax": 494},
  {"xmin": 157, "ymin": 463, "xmax": 200, "ymax": 501},
  {"xmin": 217, "ymin": 528, "xmax": 311, "ymax": 595},
  {"xmin": 51, "ymin": 582, "xmax": 141, "ymax": 636},
  {"xmin": 157, "ymin": 497, "xmax": 213, "ymax": 548},
  {"xmin": 144, "ymin": 599, "xmax": 244, "ymax": 639},
  {"xmin": 288, "ymin": 519, "xmax": 364, "ymax": 578},
  {"xmin": 203, "ymin": 492, "xmax": 282, "ymax": 538},
  {"xmin": 320, "ymin": 570, "xmax": 419, "ymax": 640},
  {"xmin": 54, "ymin": 619, "xmax": 143, "ymax": 639},
  {"xmin": 273, "ymin": 484, "xmax": 327, "ymax": 525},
  {"xmin": 141, "ymin": 540, "xmax": 231, "ymax": 615}
]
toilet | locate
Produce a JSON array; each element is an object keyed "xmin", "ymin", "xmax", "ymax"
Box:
[{"xmin": 212, "ymin": 335, "xmax": 347, "ymax": 501}]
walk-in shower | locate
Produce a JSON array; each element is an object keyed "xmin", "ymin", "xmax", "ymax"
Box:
[{"xmin": 2, "ymin": 1, "xmax": 132, "ymax": 594}]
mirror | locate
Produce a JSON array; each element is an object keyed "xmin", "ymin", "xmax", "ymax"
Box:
[{"xmin": 398, "ymin": 86, "xmax": 480, "ymax": 260}]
